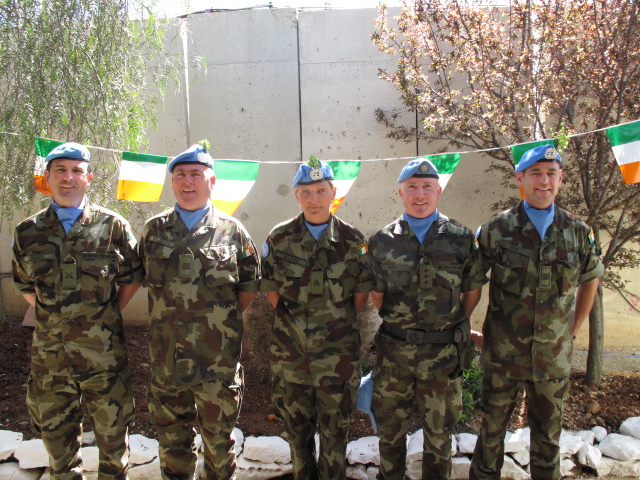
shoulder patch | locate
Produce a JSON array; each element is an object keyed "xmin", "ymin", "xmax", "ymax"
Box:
[
  {"xmin": 588, "ymin": 228, "xmax": 595, "ymax": 245},
  {"xmin": 242, "ymin": 243, "xmax": 256, "ymax": 259},
  {"xmin": 261, "ymin": 241, "xmax": 270, "ymax": 259},
  {"xmin": 357, "ymin": 241, "xmax": 369, "ymax": 255}
]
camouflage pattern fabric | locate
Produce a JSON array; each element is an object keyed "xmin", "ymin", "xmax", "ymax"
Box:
[
  {"xmin": 470, "ymin": 202, "xmax": 604, "ymax": 480},
  {"xmin": 147, "ymin": 366, "xmax": 244, "ymax": 480},
  {"xmin": 139, "ymin": 207, "xmax": 259, "ymax": 480},
  {"xmin": 260, "ymin": 213, "xmax": 373, "ymax": 480},
  {"xmin": 12, "ymin": 202, "xmax": 141, "ymax": 480},
  {"xmin": 470, "ymin": 372, "xmax": 569, "ymax": 480},
  {"xmin": 368, "ymin": 214, "xmax": 486, "ymax": 480}
]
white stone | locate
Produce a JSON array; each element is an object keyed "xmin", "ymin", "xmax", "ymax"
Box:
[
  {"xmin": 510, "ymin": 448, "xmax": 530, "ymax": 467},
  {"xmin": 236, "ymin": 455, "xmax": 292, "ymax": 480},
  {"xmin": 451, "ymin": 434, "xmax": 458, "ymax": 457},
  {"xmin": 406, "ymin": 430, "xmax": 423, "ymax": 464},
  {"xmin": 595, "ymin": 457, "xmax": 614, "ymax": 477},
  {"xmin": 129, "ymin": 458, "xmax": 162, "ymax": 480},
  {"xmin": 14, "ymin": 439, "xmax": 49, "ymax": 469},
  {"xmin": 0, "ymin": 430, "xmax": 23, "ymax": 461},
  {"xmin": 365, "ymin": 466, "xmax": 379, "ymax": 479},
  {"xmin": 509, "ymin": 428, "xmax": 531, "ymax": 451},
  {"xmin": 195, "ymin": 451, "xmax": 204, "ymax": 480},
  {"xmin": 592, "ymin": 426, "xmax": 608, "ymax": 443},
  {"xmin": 456, "ymin": 433, "xmax": 477, "ymax": 455},
  {"xmin": 347, "ymin": 463, "xmax": 372, "ymax": 480},
  {"xmin": 315, "ymin": 433, "xmax": 320, "ymax": 461},
  {"xmin": 559, "ymin": 432, "xmax": 583, "ymax": 457},
  {"xmin": 129, "ymin": 435, "xmax": 159, "ymax": 465},
  {"xmin": 82, "ymin": 431, "xmax": 96, "ymax": 446},
  {"xmin": 347, "ymin": 436, "xmax": 380, "ymax": 466},
  {"xmin": 500, "ymin": 455, "xmax": 530, "ymax": 480},
  {"xmin": 620, "ymin": 416, "xmax": 640, "ymax": 440},
  {"xmin": 232, "ymin": 428, "xmax": 244, "ymax": 456},
  {"xmin": 452, "ymin": 456, "xmax": 471, "ymax": 480},
  {"xmin": 575, "ymin": 430, "xmax": 595, "ymax": 445},
  {"xmin": 597, "ymin": 433, "xmax": 640, "ymax": 461},
  {"xmin": 504, "ymin": 430, "xmax": 528, "ymax": 453},
  {"xmin": 0, "ymin": 461, "xmax": 44, "ymax": 480},
  {"xmin": 195, "ymin": 434, "xmax": 202, "ymax": 452},
  {"xmin": 81, "ymin": 446, "xmax": 100, "ymax": 472},
  {"xmin": 405, "ymin": 459, "xmax": 421, "ymax": 480},
  {"xmin": 597, "ymin": 457, "xmax": 640, "ymax": 478},
  {"xmin": 577, "ymin": 442, "xmax": 602, "ymax": 469},
  {"xmin": 243, "ymin": 436, "xmax": 291, "ymax": 465},
  {"xmin": 560, "ymin": 458, "xmax": 578, "ymax": 477}
]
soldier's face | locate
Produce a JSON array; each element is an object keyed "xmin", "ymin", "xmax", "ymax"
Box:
[
  {"xmin": 294, "ymin": 181, "xmax": 336, "ymax": 224},
  {"xmin": 398, "ymin": 177, "xmax": 441, "ymax": 218},
  {"xmin": 517, "ymin": 162, "xmax": 563, "ymax": 209},
  {"xmin": 44, "ymin": 159, "xmax": 93, "ymax": 208},
  {"xmin": 171, "ymin": 164, "xmax": 216, "ymax": 211}
]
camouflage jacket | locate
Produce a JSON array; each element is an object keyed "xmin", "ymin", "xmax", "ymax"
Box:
[
  {"xmin": 139, "ymin": 207, "xmax": 260, "ymax": 385},
  {"xmin": 12, "ymin": 202, "xmax": 143, "ymax": 377},
  {"xmin": 477, "ymin": 202, "xmax": 604, "ymax": 380},
  {"xmin": 260, "ymin": 214, "xmax": 373, "ymax": 384},
  {"xmin": 369, "ymin": 214, "xmax": 487, "ymax": 371}
]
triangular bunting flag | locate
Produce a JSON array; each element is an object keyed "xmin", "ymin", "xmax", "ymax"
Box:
[
  {"xmin": 606, "ymin": 120, "xmax": 640, "ymax": 184},
  {"xmin": 326, "ymin": 160, "xmax": 361, "ymax": 213},
  {"xmin": 417, "ymin": 153, "xmax": 461, "ymax": 190},
  {"xmin": 117, "ymin": 151, "xmax": 168, "ymax": 202},
  {"xmin": 34, "ymin": 138, "xmax": 63, "ymax": 195},
  {"xmin": 511, "ymin": 139, "xmax": 556, "ymax": 199},
  {"xmin": 211, "ymin": 160, "xmax": 260, "ymax": 215}
]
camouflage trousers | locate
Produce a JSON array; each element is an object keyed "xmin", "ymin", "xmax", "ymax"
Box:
[
  {"xmin": 372, "ymin": 356, "xmax": 461, "ymax": 480},
  {"xmin": 27, "ymin": 368, "xmax": 134, "ymax": 480},
  {"xmin": 271, "ymin": 366, "xmax": 359, "ymax": 480},
  {"xmin": 470, "ymin": 371, "xmax": 569, "ymax": 480},
  {"xmin": 147, "ymin": 367, "xmax": 244, "ymax": 480}
]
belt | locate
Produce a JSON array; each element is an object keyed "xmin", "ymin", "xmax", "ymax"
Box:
[{"xmin": 381, "ymin": 322, "xmax": 456, "ymax": 345}]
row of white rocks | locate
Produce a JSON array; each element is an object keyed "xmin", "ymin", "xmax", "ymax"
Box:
[{"xmin": 2, "ymin": 417, "xmax": 640, "ymax": 480}]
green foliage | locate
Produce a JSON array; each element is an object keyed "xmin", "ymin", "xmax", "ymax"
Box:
[
  {"xmin": 460, "ymin": 365, "xmax": 483, "ymax": 423},
  {"xmin": 0, "ymin": 0, "xmax": 191, "ymax": 220}
]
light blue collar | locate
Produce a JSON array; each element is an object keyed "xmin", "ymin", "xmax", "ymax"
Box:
[
  {"xmin": 175, "ymin": 202, "xmax": 211, "ymax": 231},
  {"xmin": 404, "ymin": 209, "xmax": 438, "ymax": 244},
  {"xmin": 523, "ymin": 200, "xmax": 555, "ymax": 241},
  {"xmin": 52, "ymin": 198, "xmax": 86, "ymax": 234},
  {"xmin": 304, "ymin": 219, "xmax": 330, "ymax": 241}
]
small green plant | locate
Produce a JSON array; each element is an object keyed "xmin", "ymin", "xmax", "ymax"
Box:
[{"xmin": 460, "ymin": 365, "xmax": 484, "ymax": 423}]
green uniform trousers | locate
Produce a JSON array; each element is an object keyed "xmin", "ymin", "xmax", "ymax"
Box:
[
  {"xmin": 147, "ymin": 369, "xmax": 243, "ymax": 480},
  {"xmin": 27, "ymin": 369, "xmax": 134, "ymax": 480},
  {"xmin": 470, "ymin": 371, "xmax": 569, "ymax": 480}
]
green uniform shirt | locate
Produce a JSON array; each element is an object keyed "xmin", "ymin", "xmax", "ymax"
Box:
[
  {"xmin": 139, "ymin": 207, "xmax": 260, "ymax": 386},
  {"xmin": 260, "ymin": 214, "xmax": 373, "ymax": 384},
  {"xmin": 477, "ymin": 202, "xmax": 604, "ymax": 380},
  {"xmin": 12, "ymin": 202, "xmax": 143, "ymax": 377},
  {"xmin": 369, "ymin": 214, "xmax": 487, "ymax": 371}
]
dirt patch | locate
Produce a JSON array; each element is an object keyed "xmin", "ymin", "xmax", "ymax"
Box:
[{"xmin": 2, "ymin": 306, "xmax": 640, "ymax": 441}]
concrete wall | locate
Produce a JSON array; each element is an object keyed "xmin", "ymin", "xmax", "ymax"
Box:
[{"xmin": 1, "ymin": 7, "xmax": 638, "ymax": 348}]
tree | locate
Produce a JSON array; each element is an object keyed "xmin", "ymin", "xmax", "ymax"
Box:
[
  {"xmin": 0, "ymin": 0, "xmax": 188, "ymax": 221},
  {"xmin": 372, "ymin": 0, "xmax": 640, "ymax": 386}
]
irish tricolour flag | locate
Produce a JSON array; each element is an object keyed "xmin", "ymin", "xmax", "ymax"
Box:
[
  {"xmin": 416, "ymin": 153, "xmax": 461, "ymax": 190},
  {"xmin": 326, "ymin": 160, "xmax": 361, "ymax": 214},
  {"xmin": 211, "ymin": 160, "xmax": 260, "ymax": 215},
  {"xmin": 511, "ymin": 139, "xmax": 556, "ymax": 199},
  {"xmin": 117, "ymin": 151, "xmax": 168, "ymax": 202},
  {"xmin": 34, "ymin": 138, "xmax": 63, "ymax": 195},
  {"xmin": 606, "ymin": 120, "xmax": 640, "ymax": 185}
]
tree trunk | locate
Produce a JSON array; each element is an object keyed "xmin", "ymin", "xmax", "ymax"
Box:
[{"xmin": 584, "ymin": 282, "xmax": 604, "ymax": 387}]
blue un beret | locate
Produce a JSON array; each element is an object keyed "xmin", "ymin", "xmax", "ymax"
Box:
[
  {"xmin": 397, "ymin": 158, "xmax": 439, "ymax": 183},
  {"xmin": 45, "ymin": 142, "xmax": 90, "ymax": 165},
  {"xmin": 168, "ymin": 144, "xmax": 214, "ymax": 173},
  {"xmin": 292, "ymin": 157, "xmax": 334, "ymax": 188},
  {"xmin": 515, "ymin": 145, "xmax": 562, "ymax": 172}
]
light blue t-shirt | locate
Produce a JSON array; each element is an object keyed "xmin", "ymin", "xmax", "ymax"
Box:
[
  {"xmin": 52, "ymin": 198, "xmax": 86, "ymax": 234},
  {"xmin": 305, "ymin": 220, "xmax": 330, "ymax": 241},
  {"xmin": 404, "ymin": 209, "xmax": 439, "ymax": 244},
  {"xmin": 175, "ymin": 202, "xmax": 211, "ymax": 231},
  {"xmin": 524, "ymin": 200, "xmax": 555, "ymax": 241}
]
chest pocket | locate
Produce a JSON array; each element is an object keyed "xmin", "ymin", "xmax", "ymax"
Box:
[
  {"xmin": 81, "ymin": 252, "xmax": 121, "ymax": 305},
  {"xmin": 23, "ymin": 250, "xmax": 57, "ymax": 304},
  {"xmin": 435, "ymin": 263, "xmax": 464, "ymax": 314},
  {"xmin": 379, "ymin": 261, "xmax": 414, "ymax": 290},
  {"xmin": 326, "ymin": 260, "xmax": 358, "ymax": 302},
  {"xmin": 273, "ymin": 260, "xmax": 306, "ymax": 300},
  {"xmin": 492, "ymin": 242, "xmax": 530, "ymax": 297},
  {"xmin": 144, "ymin": 237, "xmax": 175, "ymax": 287},
  {"xmin": 556, "ymin": 250, "xmax": 581, "ymax": 295},
  {"xmin": 201, "ymin": 245, "xmax": 238, "ymax": 287}
]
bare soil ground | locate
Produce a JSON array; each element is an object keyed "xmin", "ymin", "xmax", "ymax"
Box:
[{"xmin": 2, "ymin": 309, "xmax": 640, "ymax": 441}]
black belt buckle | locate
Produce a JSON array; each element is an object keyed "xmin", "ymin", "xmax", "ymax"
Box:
[{"xmin": 406, "ymin": 329, "xmax": 424, "ymax": 344}]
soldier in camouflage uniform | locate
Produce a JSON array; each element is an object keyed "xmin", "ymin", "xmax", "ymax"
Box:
[
  {"xmin": 12, "ymin": 142, "xmax": 142, "ymax": 480},
  {"xmin": 260, "ymin": 157, "xmax": 372, "ymax": 480},
  {"xmin": 470, "ymin": 145, "xmax": 604, "ymax": 480},
  {"xmin": 369, "ymin": 159, "xmax": 487, "ymax": 480},
  {"xmin": 139, "ymin": 144, "xmax": 260, "ymax": 480}
]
